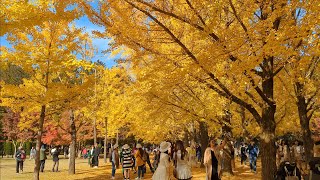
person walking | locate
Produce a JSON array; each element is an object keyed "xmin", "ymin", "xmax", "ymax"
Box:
[
  {"xmin": 153, "ymin": 148, "xmax": 160, "ymax": 170},
  {"xmin": 247, "ymin": 140, "xmax": 259, "ymax": 173},
  {"xmin": 135, "ymin": 144, "xmax": 146, "ymax": 180},
  {"xmin": 204, "ymin": 138, "xmax": 226, "ymax": 180},
  {"xmin": 51, "ymin": 146, "xmax": 60, "ymax": 172},
  {"xmin": 240, "ymin": 143, "xmax": 247, "ymax": 165},
  {"xmin": 30, "ymin": 147, "xmax": 36, "ymax": 160},
  {"xmin": 64, "ymin": 146, "xmax": 68, "ymax": 159},
  {"xmin": 93, "ymin": 143, "xmax": 100, "ymax": 168},
  {"xmin": 122, "ymin": 144, "xmax": 133, "ymax": 180},
  {"xmin": 82, "ymin": 147, "xmax": 88, "ymax": 159},
  {"xmin": 88, "ymin": 145, "xmax": 94, "ymax": 167},
  {"xmin": 174, "ymin": 140, "xmax": 192, "ymax": 180},
  {"xmin": 132, "ymin": 143, "xmax": 138, "ymax": 173},
  {"xmin": 40, "ymin": 145, "xmax": 47, "ymax": 172},
  {"xmin": 279, "ymin": 140, "xmax": 289, "ymax": 163},
  {"xmin": 293, "ymin": 140, "xmax": 303, "ymax": 173},
  {"xmin": 196, "ymin": 144, "xmax": 202, "ymax": 163},
  {"xmin": 111, "ymin": 144, "xmax": 119, "ymax": 179},
  {"xmin": 152, "ymin": 141, "xmax": 171, "ymax": 180},
  {"xmin": 16, "ymin": 146, "xmax": 26, "ymax": 174},
  {"xmin": 144, "ymin": 147, "xmax": 154, "ymax": 173}
]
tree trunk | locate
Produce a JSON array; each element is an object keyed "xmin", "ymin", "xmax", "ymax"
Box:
[
  {"xmin": 13, "ymin": 140, "xmax": 17, "ymax": 160},
  {"xmin": 221, "ymin": 110, "xmax": 233, "ymax": 176},
  {"xmin": 104, "ymin": 117, "xmax": 108, "ymax": 163},
  {"xmin": 260, "ymin": 76, "xmax": 277, "ymax": 180},
  {"xmin": 296, "ymin": 82, "xmax": 314, "ymax": 164},
  {"xmin": 34, "ymin": 105, "xmax": 46, "ymax": 180},
  {"xmin": 69, "ymin": 110, "xmax": 76, "ymax": 175},
  {"xmin": 239, "ymin": 106, "xmax": 250, "ymax": 137},
  {"xmin": 199, "ymin": 121, "xmax": 209, "ymax": 168}
]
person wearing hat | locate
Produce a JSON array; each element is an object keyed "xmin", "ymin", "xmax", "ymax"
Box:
[
  {"xmin": 152, "ymin": 141, "xmax": 171, "ymax": 180},
  {"xmin": 122, "ymin": 144, "xmax": 133, "ymax": 180},
  {"xmin": 111, "ymin": 144, "xmax": 119, "ymax": 179},
  {"xmin": 135, "ymin": 143, "xmax": 146, "ymax": 179}
]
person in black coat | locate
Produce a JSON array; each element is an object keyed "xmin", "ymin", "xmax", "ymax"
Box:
[
  {"xmin": 93, "ymin": 143, "xmax": 100, "ymax": 167},
  {"xmin": 51, "ymin": 146, "xmax": 60, "ymax": 172}
]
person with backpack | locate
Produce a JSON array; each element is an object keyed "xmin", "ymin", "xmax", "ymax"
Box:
[
  {"xmin": 134, "ymin": 144, "xmax": 146, "ymax": 180},
  {"xmin": 16, "ymin": 146, "xmax": 26, "ymax": 173},
  {"xmin": 247, "ymin": 140, "xmax": 259, "ymax": 173},
  {"xmin": 51, "ymin": 146, "xmax": 60, "ymax": 172}
]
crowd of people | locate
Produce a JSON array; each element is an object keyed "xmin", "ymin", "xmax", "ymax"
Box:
[
  {"xmin": 12, "ymin": 137, "xmax": 320, "ymax": 180},
  {"xmin": 109, "ymin": 140, "xmax": 194, "ymax": 180}
]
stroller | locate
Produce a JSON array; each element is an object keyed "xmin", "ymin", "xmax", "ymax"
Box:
[{"xmin": 276, "ymin": 161, "xmax": 301, "ymax": 180}]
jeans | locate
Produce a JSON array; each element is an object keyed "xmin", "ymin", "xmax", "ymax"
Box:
[
  {"xmin": 40, "ymin": 160, "xmax": 45, "ymax": 172},
  {"xmin": 16, "ymin": 160, "xmax": 23, "ymax": 173},
  {"xmin": 249, "ymin": 156, "xmax": 257, "ymax": 171},
  {"xmin": 137, "ymin": 165, "xmax": 145, "ymax": 178},
  {"xmin": 52, "ymin": 161, "xmax": 59, "ymax": 172},
  {"xmin": 111, "ymin": 161, "xmax": 116, "ymax": 177},
  {"xmin": 197, "ymin": 154, "xmax": 201, "ymax": 162}
]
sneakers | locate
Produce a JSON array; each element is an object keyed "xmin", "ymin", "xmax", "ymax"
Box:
[
  {"xmin": 135, "ymin": 177, "xmax": 140, "ymax": 180},
  {"xmin": 111, "ymin": 176, "xmax": 115, "ymax": 179}
]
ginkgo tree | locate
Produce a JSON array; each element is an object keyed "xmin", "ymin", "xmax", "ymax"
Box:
[
  {"xmin": 0, "ymin": 0, "xmax": 81, "ymax": 36},
  {"xmin": 0, "ymin": 19, "xmax": 94, "ymax": 180},
  {"xmin": 87, "ymin": 65, "xmax": 131, "ymax": 162},
  {"xmin": 81, "ymin": 1, "xmax": 320, "ymax": 179}
]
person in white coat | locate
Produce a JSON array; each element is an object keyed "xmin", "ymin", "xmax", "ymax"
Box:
[
  {"xmin": 152, "ymin": 141, "xmax": 171, "ymax": 180},
  {"xmin": 174, "ymin": 140, "xmax": 192, "ymax": 180}
]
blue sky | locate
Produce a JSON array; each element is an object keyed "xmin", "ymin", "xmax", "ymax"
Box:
[
  {"xmin": 74, "ymin": 16, "xmax": 117, "ymax": 68},
  {"xmin": 0, "ymin": 15, "xmax": 117, "ymax": 68}
]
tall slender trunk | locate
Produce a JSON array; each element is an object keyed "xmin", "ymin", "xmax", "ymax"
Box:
[
  {"xmin": 199, "ymin": 121, "xmax": 209, "ymax": 168},
  {"xmin": 260, "ymin": 76, "xmax": 277, "ymax": 180},
  {"xmin": 13, "ymin": 141, "xmax": 17, "ymax": 160},
  {"xmin": 239, "ymin": 106, "xmax": 249, "ymax": 137},
  {"xmin": 34, "ymin": 105, "xmax": 46, "ymax": 180},
  {"xmin": 221, "ymin": 110, "xmax": 233, "ymax": 176},
  {"xmin": 69, "ymin": 110, "xmax": 76, "ymax": 175},
  {"xmin": 296, "ymin": 82, "xmax": 314, "ymax": 164},
  {"xmin": 104, "ymin": 117, "xmax": 108, "ymax": 163}
]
